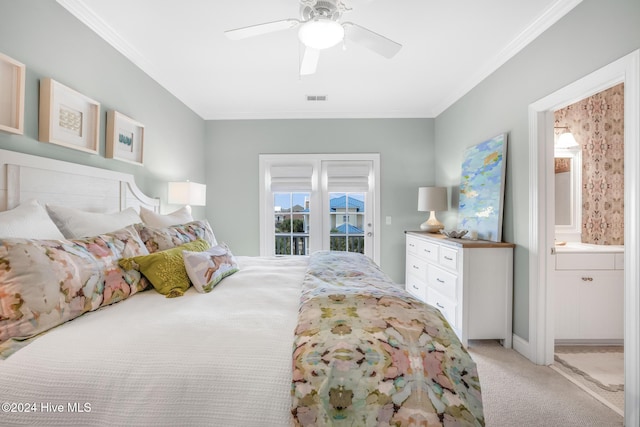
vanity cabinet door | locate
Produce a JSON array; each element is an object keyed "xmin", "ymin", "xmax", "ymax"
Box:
[
  {"xmin": 578, "ymin": 270, "xmax": 624, "ymax": 340},
  {"xmin": 554, "ymin": 270, "xmax": 624, "ymax": 340}
]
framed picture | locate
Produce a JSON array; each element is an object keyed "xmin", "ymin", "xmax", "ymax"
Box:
[
  {"xmin": 457, "ymin": 133, "xmax": 508, "ymax": 242},
  {"xmin": 106, "ymin": 110, "xmax": 144, "ymax": 166},
  {"xmin": 39, "ymin": 78, "xmax": 100, "ymax": 154},
  {"xmin": 0, "ymin": 52, "xmax": 26, "ymax": 135}
]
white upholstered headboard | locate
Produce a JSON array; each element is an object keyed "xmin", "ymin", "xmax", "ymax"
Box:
[{"xmin": 0, "ymin": 149, "xmax": 159, "ymax": 213}]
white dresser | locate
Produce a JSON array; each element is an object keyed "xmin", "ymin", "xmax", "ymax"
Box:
[
  {"xmin": 405, "ymin": 231, "xmax": 514, "ymax": 348},
  {"xmin": 553, "ymin": 244, "xmax": 624, "ymax": 342}
]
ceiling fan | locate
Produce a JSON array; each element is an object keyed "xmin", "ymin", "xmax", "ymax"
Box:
[{"xmin": 224, "ymin": 0, "xmax": 402, "ymax": 75}]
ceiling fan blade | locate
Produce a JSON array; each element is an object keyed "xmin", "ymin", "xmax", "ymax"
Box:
[
  {"xmin": 225, "ymin": 19, "xmax": 300, "ymax": 40},
  {"xmin": 343, "ymin": 22, "xmax": 402, "ymax": 58},
  {"xmin": 300, "ymin": 47, "xmax": 320, "ymax": 76}
]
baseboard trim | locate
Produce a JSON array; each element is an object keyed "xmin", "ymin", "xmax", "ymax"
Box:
[{"xmin": 512, "ymin": 334, "xmax": 531, "ymax": 360}]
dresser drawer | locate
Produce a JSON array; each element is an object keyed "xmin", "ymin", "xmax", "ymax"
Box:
[
  {"xmin": 427, "ymin": 265, "xmax": 457, "ymax": 300},
  {"xmin": 426, "ymin": 288, "xmax": 457, "ymax": 329},
  {"xmin": 406, "ymin": 275, "xmax": 427, "ymax": 301},
  {"xmin": 406, "ymin": 235, "xmax": 419, "ymax": 255},
  {"xmin": 407, "ymin": 235, "xmax": 439, "ymax": 262},
  {"xmin": 406, "ymin": 254, "xmax": 427, "ymax": 280},
  {"xmin": 417, "ymin": 239, "xmax": 439, "ymax": 262},
  {"xmin": 439, "ymin": 246, "xmax": 458, "ymax": 271}
]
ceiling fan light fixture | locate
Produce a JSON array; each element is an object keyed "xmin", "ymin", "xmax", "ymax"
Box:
[{"xmin": 298, "ymin": 18, "xmax": 344, "ymax": 50}]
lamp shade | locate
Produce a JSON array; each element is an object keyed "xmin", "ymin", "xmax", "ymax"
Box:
[
  {"xmin": 168, "ymin": 181, "xmax": 207, "ymax": 206},
  {"xmin": 417, "ymin": 187, "xmax": 448, "ymax": 212},
  {"xmin": 556, "ymin": 132, "xmax": 579, "ymax": 148}
]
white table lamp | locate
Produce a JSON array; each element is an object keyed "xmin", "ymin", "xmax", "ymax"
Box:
[
  {"xmin": 417, "ymin": 186, "xmax": 447, "ymax": 233},
  {"xmin": 168, "ymin": 181, "xmax": 207, "ymax": 209}
]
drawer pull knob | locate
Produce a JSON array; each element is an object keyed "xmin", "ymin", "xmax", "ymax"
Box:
[
  {"xmin": 436, "ymin": 303, "xmax": 445, "ymax": 309},
  {"xmin": 412, "ymin": 285, "xmax": 419, "ymax": 290},
  {"xmin": 444, "ymin": 256, "xmax": 453, "ymax": 261},
  {"xmin": 424, "ymin": 249, "xmax": 431, "ymax": 253},
  {"xmin": 412, "ymin": 265, "xmax": 419, "ymax": 270},
  {"xmin": 581, "ymin": 277, "xmax": 594, "ymax": 282},
  {"xmin": 437, "ymin": 278, "xmax": 445, "ymax": 284}
]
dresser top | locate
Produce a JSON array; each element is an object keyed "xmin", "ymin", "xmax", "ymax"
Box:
[{"xmin": 405, "ymin": 231, "xmax": 515, "ymax": 249}]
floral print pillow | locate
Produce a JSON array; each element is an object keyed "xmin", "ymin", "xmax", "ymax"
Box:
[
  {"xmin": 134, "ymin": 220, "xmax": 217, "ymax": 253},
  {"xmin": 183, "ymin": 243, "xmax": 239, "ymax": 293},
  {"xmin": 0, "ymin": 225, "xmax": 149, "ymax": 358}
]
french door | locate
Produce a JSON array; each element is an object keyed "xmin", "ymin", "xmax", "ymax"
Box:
[{"xmin": 259, "ymin": 154, "xmax": 379, "ymax": 263}]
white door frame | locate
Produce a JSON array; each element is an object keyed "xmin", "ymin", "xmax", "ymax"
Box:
[{"xmin": 528, "ymin": 50, "xmax": 639, "ymax": 424}]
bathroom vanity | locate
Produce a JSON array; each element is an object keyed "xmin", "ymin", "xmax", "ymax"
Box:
[{"xmin": 554, "ymin": 243, "xmax": 624, "ymax": 342}]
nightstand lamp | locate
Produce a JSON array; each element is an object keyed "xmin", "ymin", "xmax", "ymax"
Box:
[
  {"xmin": 168, "ymin": 181, "xmax": 207, "ymax": 212},
  {"xmin": 417, "ymin": 186, "xmax": 447, "ymax": 233}
]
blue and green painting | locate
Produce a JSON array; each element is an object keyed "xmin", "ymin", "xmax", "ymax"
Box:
[{"xmin": 457, "ymin": 133, "xmax": 507, "ymax": 242}]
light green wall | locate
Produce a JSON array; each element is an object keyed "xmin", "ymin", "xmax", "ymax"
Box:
[
  {"xmin": 5, "ymin": 0, "xmax": 637, "ymax": 338},
  {"xmin": 0, "ymin": 0, "xmax": 206, "ymax": 217},
  {"xmin": 205, "ymin": 119, "xmax": 434, "ymax": 283},
  {"xmin": 434, "ymin": 0, "xmax": 640, "ymax": 340}
]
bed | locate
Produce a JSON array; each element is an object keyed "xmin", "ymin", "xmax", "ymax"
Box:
[{"xmin": 0, "ymin": 149, "xmax": 484, "ymax": 426}]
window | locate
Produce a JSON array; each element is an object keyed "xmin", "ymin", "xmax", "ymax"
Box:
[
  {"xmin": 260, "ymin": 154, "xmax": 380, "ymax": 263},
  {"xmin": 329, "ymin": 192, "xmax": 365, "ymax": 254},
  {"xmin": 274, "ymin": 192, "xmax": 310, "ymax": 255}
]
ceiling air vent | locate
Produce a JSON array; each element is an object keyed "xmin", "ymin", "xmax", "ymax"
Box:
[{"xmin": 307, "ymin": 95, "xmax": 328, "ymax": 101}]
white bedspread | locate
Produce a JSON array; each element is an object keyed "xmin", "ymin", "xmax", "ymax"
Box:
[{"xmin": 0, "ymin": 256, "xmax": 307, "ymax": 427}]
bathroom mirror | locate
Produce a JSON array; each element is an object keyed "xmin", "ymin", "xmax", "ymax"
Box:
[{"xmin": 554, "ymin": 147, "xmax": 581, "ymax": 240}]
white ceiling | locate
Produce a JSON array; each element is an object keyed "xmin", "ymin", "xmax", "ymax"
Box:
[{"xmin": 58, "ymin": 0, "xmax": 582, "ymax": 120}]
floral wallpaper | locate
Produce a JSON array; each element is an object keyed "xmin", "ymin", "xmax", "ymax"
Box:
[{"xmin": 555, "ymin": 83, "xmax": 624, "ymax": 245}]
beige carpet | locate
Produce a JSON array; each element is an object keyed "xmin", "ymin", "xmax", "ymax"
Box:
[{"xmin": 467, "ymin": 340, "xmax": 623, "ymax": 427}]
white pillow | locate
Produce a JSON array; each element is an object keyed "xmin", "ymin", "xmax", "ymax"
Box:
[
  {"xmin": 140, "ymin": 206, "xmax": 193, "ymax": 228},
  {"xmin": 45, "ymin": 205, "xmax": 142, "ymax": 239},
  {"xmin": 0, "ymin": 199, "xmax": 65, "ymax": 239}
]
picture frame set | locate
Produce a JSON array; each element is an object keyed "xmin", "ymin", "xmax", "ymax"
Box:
[
  {"xmin": 39, "ymin": 77, "xmax": 101, "ymax": 154},
  {"xmin": 106, "ymin": 110, "xmax": 144, "ymax": 165},
  {"xmin": 0, "ymin": 52, "xmax": 26, "ymax": 135},
  {"xmin": 1, "ymin": 50, "xmax": 145, "ymax": 165}
]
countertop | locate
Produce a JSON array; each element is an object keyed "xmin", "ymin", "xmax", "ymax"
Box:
[{"xmin": 554, "ymin": 242, "xmax": 624, "ymax": 254}]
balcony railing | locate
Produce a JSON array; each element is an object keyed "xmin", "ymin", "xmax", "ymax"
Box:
[
  {"xmin": 329, "ymin": 233, "xmax": 365, "ymax": 254},
  {"xmin": 275, "ymin": 233, "xmax": 365, "ymax": 255},
  {"xmin": 275, "ymin": 233, "xmax": 309, "ymax": 256}
]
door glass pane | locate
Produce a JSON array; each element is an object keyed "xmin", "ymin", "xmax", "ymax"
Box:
[
  {"xmin": 274, "ymin": 192, "xmax": 310, "ymax": 255},
  {"xmin": 329, "ymin": 192, "xmax": 365, "ymax": 254}
]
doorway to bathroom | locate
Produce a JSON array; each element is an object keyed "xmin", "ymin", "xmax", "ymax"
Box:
[
  {"xmin": 527, "ymin": 49, "xmax": 639, "ymax": 425},
  {"xmin": 549, "ymin": 84, "xmax": 625, "ymax": 415}
]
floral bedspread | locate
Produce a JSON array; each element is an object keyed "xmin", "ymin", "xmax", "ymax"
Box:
[{"xmin": 291, "ymin": 251, "xmax": 484, "ymax": 426}]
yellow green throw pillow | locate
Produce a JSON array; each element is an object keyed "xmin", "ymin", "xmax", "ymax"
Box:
[{"xmin": 119, "ymin": 239, "xmax": 210, "ymax": 298}]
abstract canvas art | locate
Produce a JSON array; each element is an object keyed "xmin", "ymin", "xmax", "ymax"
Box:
[{"xmin": 457, "ymin": 133, "xmax": 507, "ymax": 242}]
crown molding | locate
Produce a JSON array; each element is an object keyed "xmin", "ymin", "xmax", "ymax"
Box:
[
  {"xmin": 56, "ymin": 0, "xmax": 156, "ymax": 76},
  {"xmin": 431, "ymin": 0, "xmax": 583, "ymax": 117}
]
